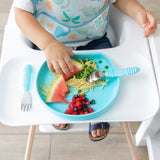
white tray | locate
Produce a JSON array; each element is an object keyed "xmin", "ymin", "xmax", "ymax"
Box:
[{"xmin": 0, "ymin": 51, "xmax": 159, "ymax": 126}]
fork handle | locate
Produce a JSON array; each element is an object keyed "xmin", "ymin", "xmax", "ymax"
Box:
[{"xmin": 24, "ymin": 65, "xmax": 32, "ymax": 91}]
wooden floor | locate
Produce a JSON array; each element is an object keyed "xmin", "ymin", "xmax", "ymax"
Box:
[{"xmin": 0, "ymin": 0, "xmax": 159, "ymax": 160}]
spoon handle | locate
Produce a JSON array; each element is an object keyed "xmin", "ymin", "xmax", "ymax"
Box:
[{"xmin": 105, "ymin": 67, "xmax": 140, "ymax": 77}]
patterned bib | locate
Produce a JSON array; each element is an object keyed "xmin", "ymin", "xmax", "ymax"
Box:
[{"xmin": 31, "ymin": 0, "xmax": 111, "ymax": 44}]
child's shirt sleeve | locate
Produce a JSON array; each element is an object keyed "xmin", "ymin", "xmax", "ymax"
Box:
[{"xmin": 13, "ymin": 0, "xmax": 34, "ymax": 14}]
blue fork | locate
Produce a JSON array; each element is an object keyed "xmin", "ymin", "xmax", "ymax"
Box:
[{"xmin": 21, "ymin": 65, "xmax": 32, "ymax": 111}]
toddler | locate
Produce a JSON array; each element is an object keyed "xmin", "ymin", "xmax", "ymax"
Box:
[{"xmin": 14, "ymin": 0, "xmax": 157, "ymax": 141}]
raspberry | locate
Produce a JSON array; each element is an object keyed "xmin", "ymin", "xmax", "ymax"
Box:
[
  {"xmin": 84, "ymin": 111, "xmax": 89, "ymax": 114},
  {"xmin": 68, "ymin": 102, "xmax": 74, "ymax": 109},
  {"xmin": 78, "ymin": 94, "xmax": 84, "ymax": 98},
  {"xmin": 65, "ymin": 108, "xmax": 74, "ymax": 114},
  {"xmin": 86, "ymin": 101, "xmax": 90, "ymax": 106},
  {"xmin": 88, "ymin": 107, "xmax": 94, "ymax": 113},
  {"xmin": 72, "ymin": 111, "xmax": 78, "ymax": 115},
  {"xmin": 72, "ymin": 97, "xmax": 76, "ymax": 103},
  {"xmin": 76, "ymin": 101, "xmax": 82, "ymax": 109},
  {"xmin": 79, "ymin": 110, "xmax": 84, "ymax": 115},
  {"xmin": 76, "ymin": 97, "xmax": 83, "ymax": 102}
]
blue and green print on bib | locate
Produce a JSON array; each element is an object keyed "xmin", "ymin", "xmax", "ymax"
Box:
[{"xmin": 31, "ymin": 0, "xmax": 111, "ymax": 43}]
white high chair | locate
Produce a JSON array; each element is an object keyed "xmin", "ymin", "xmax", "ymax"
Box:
[{"xmin": 0, "ymin": 3, "xmax": 159, "ymax": 160}]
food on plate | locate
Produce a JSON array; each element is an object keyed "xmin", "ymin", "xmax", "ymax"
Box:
[
  {"xmin": 65, "ymin": 94, "xmax": 94, "ymax": 115},
  {"xmin": 62, "ymin": 59, "xmax": 84, "ymax": 80},
  {"xmin": 46, "ymin": 75, "xmax": 68, "ymax": 103},
  {"xmin": 41, "ymin": 58, "xmax": 108, "ymax": 106},
  {"xmin": 66, "ymin": 58, "xmax": 108, "ymax": 94}
]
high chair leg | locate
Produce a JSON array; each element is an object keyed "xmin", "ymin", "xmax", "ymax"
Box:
[
  {"xmin": 121, "ymin": 122, "xmax": 138, "ymax": 160},
  {"xmin": 24, "ymin": 125, "xmax": 36, "ymax": 160}
]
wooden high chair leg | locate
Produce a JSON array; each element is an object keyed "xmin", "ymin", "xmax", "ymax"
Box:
[
  {"xmin": 121, "ymin": 122, "xmax": 138, "ymax": 160},
  {"xmin": 24, "ymin": 125, "xmax": 36, "ymax": 160}
]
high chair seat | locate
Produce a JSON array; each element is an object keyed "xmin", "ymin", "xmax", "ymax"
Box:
[{"xmin": 0, "ymin": 2, "xmax": 159, "ymax": 126}]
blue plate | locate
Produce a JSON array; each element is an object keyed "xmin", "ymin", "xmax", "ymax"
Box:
[{"xmin": 36, "ymin": 52, "xmax": 120, "ymax": 121}]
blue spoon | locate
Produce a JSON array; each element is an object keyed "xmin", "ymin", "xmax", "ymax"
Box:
[{"xmin": 88, "ymin": 67, "xmax": 140, "ymax": 82}]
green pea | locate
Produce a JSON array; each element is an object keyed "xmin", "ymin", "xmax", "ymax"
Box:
[
  {"xmin": 102, "ymin": 71, "xmax": 105, "ymax": 73},
  {"xmin": 98, "ymin": 60, "xmax": 102, "ymax": 63},
  {"xmin": 90, "ymin": 68, "xmax": 94, "ymax": 73},
  {"xmin": 105, "ymin": 65, "xmax": 109, "ymax": 69},
  {"xmin": 84, "ymin": 74, "xmax": 88, "ymax": 78},
  {"xmin": 86, "ymin": 71, "xmax": 90, "ymax": 74},
  {"xmin": 84, "ymin": 64, "xmax": 88, "ymax": 68},
  {"xmin": 78, "ymin": 89, "xmax": 82, "ymax": 93},
  {"xmin": 90, "ymin": 61, "xmax": 93, "ymax": 64}
]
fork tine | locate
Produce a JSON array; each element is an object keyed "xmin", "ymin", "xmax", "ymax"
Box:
[
  {"xmin": 21, "ymin": 104, "xmax": 24, "ymax": 111},
  {"xmin": 27, "ymin": 104, "xmax": 31, "ymax": 111}
]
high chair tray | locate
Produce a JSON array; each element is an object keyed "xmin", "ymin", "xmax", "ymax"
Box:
[{"xmin": 0, "ymin": 52, "xmax": 159, "ymax": 126}]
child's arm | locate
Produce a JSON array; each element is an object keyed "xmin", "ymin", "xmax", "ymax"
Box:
[
  {"xmin": 113, "ymin": 0, "xmax": 157, "ymax": 38},
  {"xmin": 14, "ymin": 8, "xmax": 74, "ymax": 75}
]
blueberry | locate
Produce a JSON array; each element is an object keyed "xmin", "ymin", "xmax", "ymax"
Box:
[
  {"xmin": 84, "ymin": 98, "xmax": 88, "ymax": 102},
  {"xmin": 90, "ymin": 100, "xmax": 95, "ymax": 104},
  {"xmin": 74, "ymin": 107, "xmax": 78, "ymax": 112},
  {"xmin": 83, "ymin": 107, "xmax": 88, "ymax": 112},
  {"xmin": 73, "ymin": 94, "xmax": 79, "ymax": 99},
  {"xmin": 82, "ymin": 104, "xmax": 87, "ymax": 108}
]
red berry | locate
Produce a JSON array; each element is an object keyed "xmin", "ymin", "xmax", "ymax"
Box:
[
  {"xmin": 88, "ymin": 107, "xmax": 94, "ymax": 113},
  {"xmin": 68, "ymin": 102, "xmax": 74, "ymax": 109},
  {"xmin": 82, "ymin": 101, "xmax": 86, "ymax": 104},
  {"xmin": 72, "ymin": 111, "xmax": 78, "ymax": 115},
  {"xmin": 84, "ymin": 111, "xmax": 89, "ymax": 114},
  {"xmin": 79, "ymin": 110, "xmax": 84, "ymax": 115},
  {"xmin": 76, "ymin": 101, "xmax": 82, "ymax": 109},
  {"xmin": 78, "ymin": 94, "xmax": 84, "ymax": 98},
  {"xmin": 72, "ymin": 97, "xmax": 76, "ymax": 103},
  {"xmin": 86, "ymin": 101, "xmax": 90, "ymax": 106},
  {"xmin": 65, "ymin": 108, "xmax": 74, "ymax": 114},
  {"xmin": 76, "ymin": 97, "xmax": 83, "ymax": 102}
]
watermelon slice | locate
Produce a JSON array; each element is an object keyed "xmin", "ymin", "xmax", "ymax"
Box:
[
  {"xmin": 63, "ymin": 59, "xmax": 84, "ymax": 80},
  {"xmin": 46, "ymin": 75, "xmax": 68, "ymax": 103}
]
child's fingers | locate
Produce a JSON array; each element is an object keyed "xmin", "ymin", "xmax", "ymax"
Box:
[
  {"xmin": 59, "ymin": 59, "xmax": 70, "ymax": 76},
  {"xmin": 67, "ymin": 48, "xmax": 74, "ymax": 56},
  {"xmin": 47, "ymin": 61, "xmax": 55, "ymax": 72},
  {"xmin": 64, "ymin": 56, "xmax": 74, "ymax": 73},
  {"xmin": 146, "ymin": 12, "xmax": 157, "ymax": 30},
  {"xmin": 143, "ymin": 12, "xmax": 157, "ymax": 38},
  {"xmin": 144, "ymin": 26, "xmax": 156, "ymax": 37},
  {"xmin": 136, "ymin": 11, "xmax": 148, "ymax": 29},
  {"xmin": 52, "ymin": 61, "xmax": 63, "ymax": 74}
]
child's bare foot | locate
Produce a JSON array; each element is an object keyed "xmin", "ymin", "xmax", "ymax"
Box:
[
  {"xmin": 89, "ymin": 122, "xmax": 110, "ymax": 141},
  {"xmin": 52, "ymin": 124, "xmax": 70, "ymax": 130}
]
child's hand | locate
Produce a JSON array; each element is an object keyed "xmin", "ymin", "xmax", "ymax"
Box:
[
  {"xmin": 136, "ymin": 10, "xmax": 157, "ymax": 38},
  {"xmin": 44, "ymin": 40, "xmax": 74, "ymax": 75}
]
